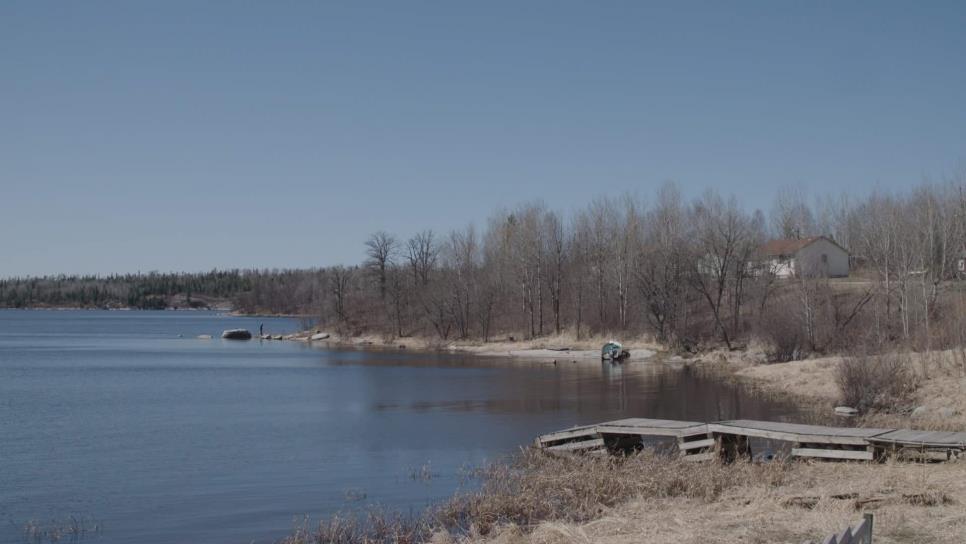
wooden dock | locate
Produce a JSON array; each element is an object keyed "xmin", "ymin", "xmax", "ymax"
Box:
[{"xmin": 537, "ymin": 418, "xmax": 966, "ymax": 462}]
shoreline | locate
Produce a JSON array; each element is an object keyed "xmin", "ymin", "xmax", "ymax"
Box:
[
  {"xmin": 466, "ymin": 349, "xmax": 966, "ymax": 544},
  {"xmin": 278, "ymin": 343, "xmax": 966, "ymax": 544},
  {"xmin": 13, "ymin": 310, "xmax": 966, "ymax": 542},
  {"xmin": 0, "ymin": 306, "xmax": 314, "ymax": 318},
  {"xmin": 279, "ymin": 329, "xmax": 661, "ymax": 363}
]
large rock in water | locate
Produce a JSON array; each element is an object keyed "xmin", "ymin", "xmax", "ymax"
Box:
[
  {"xmin": 221, "ymin": 329, "xmax": 253, "ymax": 340},
  {"xmin": 310, "ymin": 332, "xmax": 331, "ymax": 341}
]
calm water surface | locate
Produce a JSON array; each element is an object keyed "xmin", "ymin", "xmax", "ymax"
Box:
[{"xmin": 0, "ymin": 310, "xmax": 798, "ymax": 544}]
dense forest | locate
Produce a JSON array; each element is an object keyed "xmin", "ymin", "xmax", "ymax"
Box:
[
  {"xmin": 5, "ymin": 180, "xmax": 966, "ymax": 359},
  {"xmin": 0, "ymin": 270, "xmax": 255, "ymax": 310}
]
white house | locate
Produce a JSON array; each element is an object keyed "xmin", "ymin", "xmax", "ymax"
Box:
[{"xmin": 759, "ymin": 236, "xmax": 849, "ymax": 278}]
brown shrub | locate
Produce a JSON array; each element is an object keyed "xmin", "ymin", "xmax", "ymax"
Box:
[
  {"xmin": 836, "ymin": 352, "xmax": 919, "ymax": 413},
  {"xmin": 757, "ymin": 306, "xmax": 807, "ymax": 362},
  {"xmin": 434, "ymin": 448, "xmax": 786, "ymax": 536}
]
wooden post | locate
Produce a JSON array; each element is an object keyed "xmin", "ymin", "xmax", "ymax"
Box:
[{"xmin": 717, "ymin": 433, "xmax": 750, "ymax": 462}]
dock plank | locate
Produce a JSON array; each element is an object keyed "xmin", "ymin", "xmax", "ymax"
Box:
[
  {"xmin": 717, "ymin": 420, "xmax": 892, "ymax": 437},
  {"xmin": 792, "ymin": 448, "xmax": 874, "ymax": 461},
  {"xmin": 546, "ymin": 438, "xmax": 605, "ymax": 453},
  {"xmin": 869, "ymin": 429, "xmax": 966, "ymax": 448},
  {"xmin": 537, "ymin": 417, "xmax": 965, "ymax": 463},
  {"xmin": 596, "ymin": 418, "xmax": 707, "ymax": 438},
  {"xmin": 601, "ymin": 418, "xmax": 705, "ymax": 429},
  {"xmin": 537, "ymin": 424, "xmax": 600, "ymax": 445},
  {"xmin": 679, "ymin": 438, "xmax": 716, "ymax": 451},
  {"xmin": 710, "ymin": 420, "xmax": 893, "ymax": 446}
]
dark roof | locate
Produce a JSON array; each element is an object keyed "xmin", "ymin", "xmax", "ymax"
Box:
[{"xmin": 759, "ymin": 236, "xmax": 847, "ymax": 257}]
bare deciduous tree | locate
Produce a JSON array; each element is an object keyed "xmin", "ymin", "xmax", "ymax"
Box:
[
  {"xmin": 365, "ymin": 231, "xmax": 398, "ymax": 301},
  {"xmin": 329, "ymin": 266, "xmax": 354, "ymax": 324},
  {"xmin": 406, "ymin": 230, "xmax": 437, "ymax": 288},
  {"xmin": 688, "ymin": 191, "xmax": 755, "ymax": 349}
]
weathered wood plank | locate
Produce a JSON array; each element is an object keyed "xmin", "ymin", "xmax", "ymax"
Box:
[
  {"xmin": 895, "ymin": 449, "xmax": 951, "ymax": 461},
  {"xmin": 851, "ymin": 516, "xmax": 870, "ymax": 543},
  {"xmin": 546, "ymin": 438, "xmax": 605, "ymax": 452},
  {"xmin": 709, "ymin": 422, "xmax": 882, "ymax": 446},
  {"xmin": 538, "ymin": 418, "xmax": 962, "ymax": 469},
  {"xmin": 792, "ymin": 448, "xmax": 874, "ymax": 461},
  {"xmin": 600, "ymin": 417, "xmax": 705, "ymax": 429},
  {"xmin": 858, "ymin": 513, "xmax": 873, "ymax": 544},
  {"xmin": 598, "ymin": 426, "xmax": 704, "ymax": 438},
  {"xmin": 679, "ymin": 438, "xmax": 716, "ymax": 451},
  {"xmin": 806, "ymin": 514, "xmax": 872, "ymax": 544},
  {"xmin": 538, "ymin": 426, "xmax": 599, "ymax": 444},
  {"xmin": 870, "ymin": 429, "xmax": 966, "ymax": 448},
  {"xmin": 595, "ymin": 418, "xmax": 708, "ymax": 438},
  {"xmin": 717, "ymin": 420, "xmax": 891, "ymax": 437}
]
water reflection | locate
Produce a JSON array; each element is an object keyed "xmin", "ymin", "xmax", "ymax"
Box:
[{"xmin": 333, "ymin": 348, "xmax": 795, "ymax": 427}]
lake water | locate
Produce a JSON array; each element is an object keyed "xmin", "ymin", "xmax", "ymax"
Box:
[{"xmin": 0, "ymin": 310, "xmax": 799, "ymax": 544}]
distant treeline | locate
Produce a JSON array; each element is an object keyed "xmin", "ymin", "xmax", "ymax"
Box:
[
  {"xmin": 0, "ymin": 270, "xmax": 314, "ymax": 312},
  {"xmin": 7, "ymin": 180, "xmax": 966, "ymax": 359}
]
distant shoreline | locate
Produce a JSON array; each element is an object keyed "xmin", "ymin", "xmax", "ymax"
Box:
[
  {"xmin": 0, "ymin": 306, "xmax": 228, "ymax": 312},
  {"xmin": 0, "ymin": 306, "xmax": 312, "ymax": 319}
]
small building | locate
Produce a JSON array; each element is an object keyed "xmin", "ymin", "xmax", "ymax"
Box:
[{"xmin": 759, "ymin": 236, "xmax": 849, "ymax": 278}]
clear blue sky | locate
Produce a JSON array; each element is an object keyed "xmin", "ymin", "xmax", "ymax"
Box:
[{"xmin": 3, "ymin": 1, "xmax": 965, "ymax": 277}]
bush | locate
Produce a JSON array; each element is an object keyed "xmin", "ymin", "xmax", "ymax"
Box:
[
  {"xmin": 836, "ymin": 352, "xmax": 919, "ymax": 413},
  {"xmin": 757, "ymin": 305, "xmax": 807, "ymax": 362}
]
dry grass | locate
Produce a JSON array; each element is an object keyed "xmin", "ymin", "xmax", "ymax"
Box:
[
  {"xmin": 22, "ymin": 516, "xmax": 101, "ymax": 543},
  {"xmin": 732, "ymin": 349, "xmax": 966, "ymax": 430},
  {"xmin": 836, "ymin": 352, "xmax": 919, "ymax": 414},
  {"xmin": 281, "ymin": 449, "xmax": 769, "ymax": 543},
  {"xmin": 279, "ymin": 446, "xmax": 966, "ymax": 544},
  {"xmin": 435, "ymin": 449, "xmax": 767, "ymax": 536},
  {"xmin": 462, "ymin": 455, "xmax": 966, "ymax": 544},
  {"xmin": 733, "ymin": 355, "xmax": 841, "ymax": 402},
  {"xmin": 276, "ymin": 343, "xmax": 966, "ymax": 544},
  {"xmin": 281, "ymin": 511, "xmax": 433, "ymax": 544},
  {"xmin": 279, "ymin": 449, "xmax": 785, "ymax": 544},
  {"xmin": 857, "ymin": 350, "xmax": 966, "ymax": 431}
]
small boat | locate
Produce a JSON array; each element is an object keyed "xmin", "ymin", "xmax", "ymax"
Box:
[
  {"xmin": 221, "ymin": 329, "xmax": 253, "ymax": 340},
  {"xmin": 601, "ymin": 341, "xmax": 630, "ymax": 361}
]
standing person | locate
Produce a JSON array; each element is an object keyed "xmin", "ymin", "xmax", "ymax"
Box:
[{"xmin": 259, "ymin": 323, "xmax": 264, "ymax": 337}]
